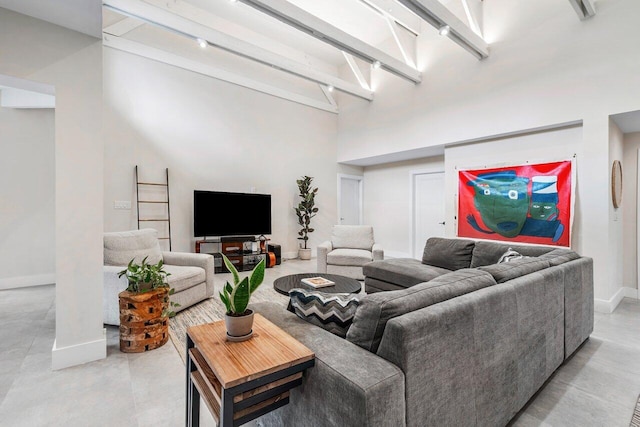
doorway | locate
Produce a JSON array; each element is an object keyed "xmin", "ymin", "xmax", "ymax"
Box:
[
  {"xmin": 411, "ymin": 171, "xmax": 445, "ymax": 259},
  {"xmin": 338, "ymin": 174, "xmax": 363, "ymax": 225}
]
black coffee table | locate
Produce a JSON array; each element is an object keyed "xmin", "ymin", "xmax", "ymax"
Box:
[{"xmin": 274, "ymin": 273, "xmax": 362, "ymax": 295}]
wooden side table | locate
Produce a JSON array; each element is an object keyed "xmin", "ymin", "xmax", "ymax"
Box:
[{"xmin": 186, "ymin": 314, "xmax": 315, "ymax": 427}]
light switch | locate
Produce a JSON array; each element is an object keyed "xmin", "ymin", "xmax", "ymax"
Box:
[{"xmin": 114, "ymin": 200, "xmax": 131, "ymax": 210}]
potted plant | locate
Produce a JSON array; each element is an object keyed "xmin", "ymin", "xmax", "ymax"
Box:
[
  {"xmin": 294, "ymin": 175, "xmax": 318, "ymax": 260},
  {"xmin": 219, "ymin": 254, "xmax": 266, "ymax": 340},
  {"xmin": 117, "ymin": 256, "xmax": 179, "ymax": 353}
]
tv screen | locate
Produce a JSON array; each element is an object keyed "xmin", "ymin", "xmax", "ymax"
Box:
[{"xmin": 194, "ymin": 190, "xmax": 272, "ymax": 237}]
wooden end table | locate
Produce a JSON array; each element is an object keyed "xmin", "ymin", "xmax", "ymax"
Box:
[{"xmin": 185, "ymin": 314, "xmax": 315, "ymax": 427}]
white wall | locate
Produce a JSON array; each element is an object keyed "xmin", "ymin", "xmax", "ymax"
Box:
[
  {"xmin": 622, "ymin": 132, "xmax": 640, "ymax": 295},
  {"xmin": 0, "ymin": 107, "xmax": 55, "ymax": 289},
  {"xmin": 363, "ymin": 156, "xmax": 444, "ymax": 258},
  {"xmin": 338, "ymin": 0, "xmax": 640, "ymax": 309},
  {"xmin": 0, "ymin": 8, "xmax": 105, "ymax": 369},
  {"xmin": 103, "ymin": 48, "xmax": 341, "ymax": 259},
  {"xmin": 608, "ymin": 120, "xmax": 625, "ymax": 303}
]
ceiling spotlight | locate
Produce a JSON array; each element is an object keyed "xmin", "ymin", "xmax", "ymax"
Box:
[
  {"xmin": 373, "ymin": 60, "xmax": 381, "ymax": 69},
  {"xmin": 438, "ymin": 25, "xmax": 451, "ymax": 36},
  {"xmin": 196, "ymin": 38, "xmax": 207, "ymax": 48},
  {"xmin": 327, "ymin": 85, "xmax": 334, "ymax": 92}
]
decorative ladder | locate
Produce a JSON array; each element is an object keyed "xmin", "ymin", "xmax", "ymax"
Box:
[{"xmin": 135, "ymin": 166, "xmax": 172, "ymax": 251}]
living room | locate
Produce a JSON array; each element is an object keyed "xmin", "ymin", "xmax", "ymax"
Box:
[{"xmin": 1, "ymin": 0, "xmax": 640, "ymax": 425}]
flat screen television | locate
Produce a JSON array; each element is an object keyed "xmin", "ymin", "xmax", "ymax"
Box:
[{"xmin": 194, "ymin": 190, "xmax": 272, "ymax": 237}]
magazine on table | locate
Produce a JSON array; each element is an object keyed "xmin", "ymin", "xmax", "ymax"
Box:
[{"xmin": 301, "ymin": 276, "xmax": 335, "ymax": 288}]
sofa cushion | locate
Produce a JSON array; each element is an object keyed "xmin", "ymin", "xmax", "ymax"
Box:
[
  {"xmin": 422, "ymin": 237, "xmax": 475, "ymax": 271},
  {"xmin": 163, "ymin": 264, "xmax": 206, "ymax": 292},
  {"xmin": 363, "ymin": 258, "xmax": 451, "ymax": 288},
  {"xmin": 332, "ymin": 225, "xmax": 374, "ymax": 250},
  {"xmin": 478, "ymin": 257, "xmax": 551, "ymax": 284},
  {"xmin": 538, "ymin": 248, "xmax": 580, "ymax": 266},
  {"xmin": 288, "ymin": 288, "xmax": 361, "ymax": 338},
  {"xmin": 470, "ymin": 241, "xmax": 553, "ymax": 268},
  {"xmin": 104, "ymin": 228, "xmax": 163, "ymax": 266},
  {"xmin": 346, "ymin": 269, "xmax": 497, "ymax": 353},
  {"xmin": 327, "ymin": 248, "xmax": 373, "ymax": 267}
]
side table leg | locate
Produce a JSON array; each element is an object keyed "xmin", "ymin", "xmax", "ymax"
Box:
[
  {"xmin": 220, "ymin": 388, "xmax": 234, "ymax": 427},
  {"xmin": 186, "ymin": 335, "xmax": 197, "ymax": 427}
]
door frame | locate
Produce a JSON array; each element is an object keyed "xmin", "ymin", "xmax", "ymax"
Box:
[
  {"xmin": 410, "ymin": 169, "xmax": 445, "ymax": 259},
  {"xmin": 337, "ymin": 174, "xmax": 364, "ymax": 225}
]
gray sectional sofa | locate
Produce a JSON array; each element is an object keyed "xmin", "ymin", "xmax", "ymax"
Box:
[{"xmin": 255, "ymin": 237, "xmax": 593, "ymax": 427}]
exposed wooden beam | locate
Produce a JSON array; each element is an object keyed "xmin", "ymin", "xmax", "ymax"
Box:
[
  {"xmin": 319, "ymin": 85, "xmax": 337, "ymax": 107},
  {"xmin": 359, "ymin": 0, "xmax": 421, "ymax": 35},
  {"xmin": 567, "ymin": 0, "xmax": 596, "ymax": 20},
  {"xmin": 396, "ymin": 0, "xmax": 489, "ymax": 59},
  {"xmin": 342, "ymin": 52, "xmax": 371, "ymax": 91},
  {"xmin": 103, "ymin": 0, "xmax": 373, "ymax": 100},
  {"xmin": 103, "ymin": 34, "xmax": 339, "ymax": 114},
  {"xmin": 460, "ymin": 0, "xmax": 482, "ymax": 37},
  {"xmin": 385, "ymin": 16, "xmax": 416, "ymax": 68},
  {"xmin": 236, "ymin": 0, "xmax": 421, "ymax": 83}
]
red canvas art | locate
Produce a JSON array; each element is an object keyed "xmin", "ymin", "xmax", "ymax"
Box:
[{"xmin": 458, "ymin": 160, "xmax": 572, "ymax": 247}]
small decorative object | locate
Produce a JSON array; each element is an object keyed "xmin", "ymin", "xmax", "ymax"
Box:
[
  {"xmin": 294, "ymin": 175, "xmax": 318, "ymax": 260},
  {"xmin": 219, "ymin": 253, "xmax": 266, "ymax": 341},
  {"xmin": 259, "ymin": 234, "xmax": 268, "ymax": 253},
  {"xmin": 117, "ymin": 257, "xmax": 179, "ymax": 353},
  {"xmin": 301, "ymin": 276, "xmax": 335, "ymax": 288},
  {"xmin": 612, "ymin": 160, "xmax": 622, "ymax": 209}
]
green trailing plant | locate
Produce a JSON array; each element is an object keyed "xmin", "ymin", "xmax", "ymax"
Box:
[
  {"xmin": 118, "ymin": 256, "xmax": 180, "ymax": 317},
  {"xmin": 219, "ymin": 254, "xmax": 265, "ymax": 316},
  {"xmin": 294, "ymin": 175, "xmax": 318, "ymax": 250}
]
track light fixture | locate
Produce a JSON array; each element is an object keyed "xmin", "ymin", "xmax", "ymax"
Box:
[{"xmin": 438, "ymin": 25, "xmax": 450, "ymax": 36}]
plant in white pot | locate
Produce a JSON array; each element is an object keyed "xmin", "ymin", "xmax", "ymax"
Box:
[
  {"xmin": 219, "ymin": 254, "xmax": 266, "ymax": 340},
  {"xmin": 294, "ymin": 175, "xmax": 318, "ymax": 260}
]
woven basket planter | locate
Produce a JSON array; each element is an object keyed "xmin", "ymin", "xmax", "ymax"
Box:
[{"xmin": 119, "ymin": 288, "xmax": 169, "ymax": 353}]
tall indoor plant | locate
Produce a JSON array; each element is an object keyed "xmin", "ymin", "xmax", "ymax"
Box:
[
  {"xmin": 219, "ymin": 254, "xmax": 265, "ymax": 340},
  {"xmin": 294, "ymin": 175, "xmax": 318, "ymax": 260}
]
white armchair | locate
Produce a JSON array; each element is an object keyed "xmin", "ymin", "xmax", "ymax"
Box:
[
  {"xmin": 103, "ymin": 229, "xmax": 214, "ymax": 325},
  {"xmin": 317, "ymin": 225, "xmax": 383, "ymax": 280}
]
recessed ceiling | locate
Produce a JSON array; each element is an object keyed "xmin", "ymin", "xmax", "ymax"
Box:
[{"xmin": 611, "ymin": 111, "xmax": 640, "ymax": 134}]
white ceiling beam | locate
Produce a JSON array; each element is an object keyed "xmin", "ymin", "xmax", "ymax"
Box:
[
  {"xmin": 385, "ymin": 16, "xmax": 416, "ymax": 68},
  {"xmin": 396, "ymin": 0, "xmax": 489, "ymax": 59},
  {"xmin": 103, "ymin": 0, "xmax": 373, "ymax": 101},
  {"xmin": 103, "ymin": 16, "xmax": 146, "ymax": 37},
  {"xmin": 567, "ymin": 0, "xmax": 596, "ymax": 20},
  {"xmin": 342, "ymin": 52, "xmax": 371, "ymax": 91},
  {"xmin": 103, "ymin": 34, "xmax": 338, "ymax": 114},
  {"xmin": 236, "ymin": 0, "xmax": 421, "ymax": 83},
  {"xmin": 319, "ymin": 85, "xmax": 337, "ymax": 108},
  {"xmin": 460, "ymin": 0, "xmax": 482, "ymax": 37},
  {"xmin": 359, "ymin": 0, "xmax": 421, "ymax": 35}
]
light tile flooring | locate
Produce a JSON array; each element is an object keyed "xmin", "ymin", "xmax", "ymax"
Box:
[{"xmin": 0, "ymin": 259, "xmax": 639, "ymax": 427}]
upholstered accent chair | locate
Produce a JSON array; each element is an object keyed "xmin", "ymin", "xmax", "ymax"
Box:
[
  {"xmin": 103, "ymin": 228, "xmax": 215, "ymax": 326},
  {"xmin": 317, "ymin": 225, "xmax": 383, "ymax": 280}
]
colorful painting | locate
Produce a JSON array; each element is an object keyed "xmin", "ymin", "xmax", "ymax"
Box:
[{"xmin": 458, "ymin": 160, "xmax": 573, "ymax": 247}]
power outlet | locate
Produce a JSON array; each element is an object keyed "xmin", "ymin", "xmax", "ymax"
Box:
[{"xmin": 114, "ymin": 200, "xmax": 131, "ymax": 210}]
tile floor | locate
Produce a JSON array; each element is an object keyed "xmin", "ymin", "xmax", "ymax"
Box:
[{"xmin": 0, "ymin": 259, "xmax": 639, "ymax": 427}]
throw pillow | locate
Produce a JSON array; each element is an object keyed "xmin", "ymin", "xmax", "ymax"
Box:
[
  {"xmin": 288, "ymin": 288, "xmax": 360, "ymax": 338},
  {"xmin": 498, "ymin": 248, "xmax": 525, "ymax": 263}
]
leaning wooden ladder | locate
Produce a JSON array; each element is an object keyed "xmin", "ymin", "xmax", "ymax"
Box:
[{"xmin": 135, "ymin": 166, "xmax": 172, "ymax": 251}]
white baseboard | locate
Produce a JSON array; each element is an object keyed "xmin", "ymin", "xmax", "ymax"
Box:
[
  {"xmin": 51, "ymin": 328, "xmax": 107, "ymax": 370},
  {"xmin": 623, "ymin": 286, "xmax": 639, "ymax": 299},
  {"xmin": 594, "ymin": 287, "xmax": 627, "ymax": 313},
  {"xmin": 0, "ymin": 273, "xmax": 55, "ymax": 290}
]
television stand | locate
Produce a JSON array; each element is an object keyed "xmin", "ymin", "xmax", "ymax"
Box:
[{"xmin": 195, "ymin": 236, "xmax": 266, "ymax": 274}]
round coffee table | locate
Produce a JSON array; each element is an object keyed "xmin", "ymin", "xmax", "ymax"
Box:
[{"xmin": 273, "ymin": 273, "xmax": 362, "ymax": 295}]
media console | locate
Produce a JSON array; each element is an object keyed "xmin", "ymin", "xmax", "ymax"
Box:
[{"xmin": 195, "ymin": 236, "xmax": 267, "ymax": 274}]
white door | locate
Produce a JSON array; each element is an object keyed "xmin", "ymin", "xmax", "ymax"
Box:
[
  {"xmin": 412, "ymin": 172, "xmax": 445, "ymax": 258},
  {"xmin": 338, "ymin": 175, "xmax": 363, "ymax": 225}
]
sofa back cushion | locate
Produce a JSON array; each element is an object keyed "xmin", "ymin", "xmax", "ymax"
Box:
[
  {"xmin": 470, "ymin": 241, "xmax": 554, "ymax": 268},
  {"xmin": 332, "ymin": 225, "xmax": 374, "ymax": 250},
  {"xmin": 478, "ymin": 257, "xmax": 551, "ymax": 283},
  {"xmin": 104, "ymin": 228, "xmax": 163, "ymax": 266},
  {"xmin": 422, "ymin": 237, "xmax": 475, "ymax": 270},
  {"xmin": 346, "ymin": 269, "xmax": 496, "ymax": 353},
  {"xmin": 538, "ymin": 248, "xmax": 581, "ymax": 266}
]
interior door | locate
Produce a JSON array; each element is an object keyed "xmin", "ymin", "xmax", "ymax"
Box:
[
  {"xmin": 339, "ymin": 175, "xmax": 362, "ymax": 225},
  {"xmin": 413, "ymin": 172, "xmax": 446, "ymax": 258}
]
